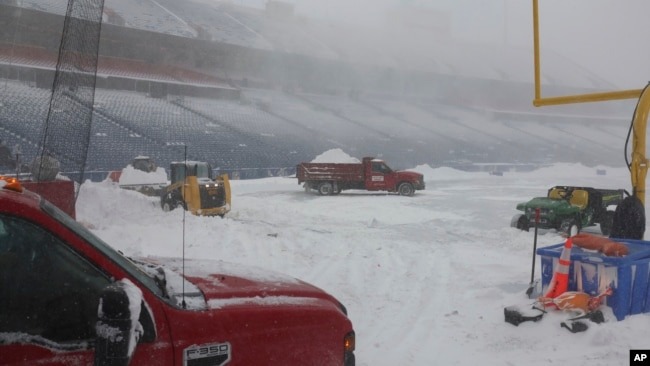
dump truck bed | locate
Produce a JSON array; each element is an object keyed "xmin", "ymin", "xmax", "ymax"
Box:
[{"xmin": 296, "ymin": 163, "xmax": 364, "ymax": 184}]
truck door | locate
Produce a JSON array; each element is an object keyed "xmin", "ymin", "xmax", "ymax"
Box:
[
  {"xmin": 365, "ymin": 160, "xmax": 395, "ymax": 191},
  {"xmin": 0, "ymin": 214, "xmax": 174, "ymax": 365},
  {"xmin": 0, "ymin": 214, "xmax": 106, "ymax": 364}
]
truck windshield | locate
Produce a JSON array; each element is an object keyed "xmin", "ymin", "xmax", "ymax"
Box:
[
  {"xmin": 40, "ymin": 199, "xmax": 164, "ymax": 299},
  {"xmin": 195, "ymin": 163, "xmax": 212, "ymax": 179}
]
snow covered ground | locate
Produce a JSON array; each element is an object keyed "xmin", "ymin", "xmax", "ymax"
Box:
[{"xmin": 76, "ymin": 150, "xmax": 650, "ymax": 366}]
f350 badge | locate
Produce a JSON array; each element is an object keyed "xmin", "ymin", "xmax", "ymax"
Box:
[{"xmin": 184, "ymin": 342, "xmax": 231, "ymax": 366}]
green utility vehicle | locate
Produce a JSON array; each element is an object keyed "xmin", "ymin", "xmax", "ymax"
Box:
[{"xmin": 511, "ymin": 186, "xmax": 626, "ymax": 236}]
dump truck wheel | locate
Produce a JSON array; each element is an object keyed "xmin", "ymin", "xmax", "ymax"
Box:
[
  {"xmin": 398, "ymin": 182, "xmax": 414, "ymax": 196},
  {"xmin": 318, "ymin": 182, "xmax": 333, "ymax": 195}
]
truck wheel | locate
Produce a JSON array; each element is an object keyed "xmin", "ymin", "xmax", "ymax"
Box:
[
  {"xmin": 560, "ymin": 218, "xmax": 580, "ymax": 237},
  {"xmin": 317, "ymin": 182, "xmax": 333, "ymax": 195},
  {"xmin": 511, "ymin": 214, "xmax": 529, "ymax": 232},
  {"xmin": 599, "ymin": 210, "xmax": 615, "ymax": 236},
  {"xmin": 398, "ymin": 182, "xmax": 414, "ymax": 196}
]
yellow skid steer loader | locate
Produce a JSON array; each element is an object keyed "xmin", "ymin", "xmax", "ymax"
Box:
[{"xmin": 160, "ymin": 161, "xmax": 231, "ymax": 217}]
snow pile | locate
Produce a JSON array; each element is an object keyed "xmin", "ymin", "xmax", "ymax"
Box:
[
  {"xmin": 412, "ymin": 164, "xmax": 477, "ymax": 180},
  {"xmin": 311, "ymin": 148, "xmax": 360, "ymax": 163},
  {"xmin": 118, "ymin": 165, "xmax": 167, "ymax": 186}
]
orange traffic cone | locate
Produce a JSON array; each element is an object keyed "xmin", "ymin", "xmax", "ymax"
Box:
[{"xmin": 541, "ymin": 237, "xmax": 573, "ymax": 300}]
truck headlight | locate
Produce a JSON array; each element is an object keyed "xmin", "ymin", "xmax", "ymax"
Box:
[
  {"xmin": 344, "ymin": 331, "xmax": 355, "ymax": 353},
  {"xmin": 344, "ymin": 331, "xmax": 356, "ymax": 366}
]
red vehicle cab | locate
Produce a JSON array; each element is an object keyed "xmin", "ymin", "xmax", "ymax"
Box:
[{"xmin": 0, "ymin": 177, "xmax": 355, "ymax": 366}]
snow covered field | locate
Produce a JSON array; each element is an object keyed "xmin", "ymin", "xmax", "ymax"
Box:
[{"xmin": 76, "ymin": 152, "xmax": 650, "ymax": 366}]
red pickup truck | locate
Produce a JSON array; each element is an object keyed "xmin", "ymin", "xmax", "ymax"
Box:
[
  {"xmin": 0, "ymin": 176, "xmax": 355, "ymax": 366},
  {"xmin": 297, "ymin": 157, "xmax": 425, "ymax": 196}
]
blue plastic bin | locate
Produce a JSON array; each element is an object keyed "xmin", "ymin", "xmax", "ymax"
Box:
[{"xmin": 537, "ymin": 238, "xmax": 650, "ymax": 321}]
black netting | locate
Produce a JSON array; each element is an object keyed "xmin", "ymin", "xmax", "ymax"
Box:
[{"xmin": 36, "ymin": 0, "xmax": 104, "ymax": 200}]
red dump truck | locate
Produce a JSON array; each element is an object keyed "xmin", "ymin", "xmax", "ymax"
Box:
[
  {"xmin": 297, "ymin": 157, "xmax": 425, "ymax": 196},
  {"xmin": 0, "ymin": 176, "xmax": 356, "ymax": 366}
]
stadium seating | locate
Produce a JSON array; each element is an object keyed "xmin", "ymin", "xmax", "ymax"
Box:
[{"xmin": 0, "ymin": 0, "xmax": 633, "ymax": 178}]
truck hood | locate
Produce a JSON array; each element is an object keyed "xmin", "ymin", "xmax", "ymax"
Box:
[
  {"xmin": 396, "ymin": 170, "xmax": 423, "ymax": 178},
  {"xmin": 138, "ymin": 257, "xmax": 343, "ymax": 311}
]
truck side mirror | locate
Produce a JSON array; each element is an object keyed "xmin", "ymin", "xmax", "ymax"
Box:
[{"xmin": 95, "ymin": 280, "xmax": 142, "ymax": 366}]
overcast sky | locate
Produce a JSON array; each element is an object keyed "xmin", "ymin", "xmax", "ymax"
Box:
[{"xmin": 230, "ymin": 0, "xmax": 650, "ymax": 88}]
